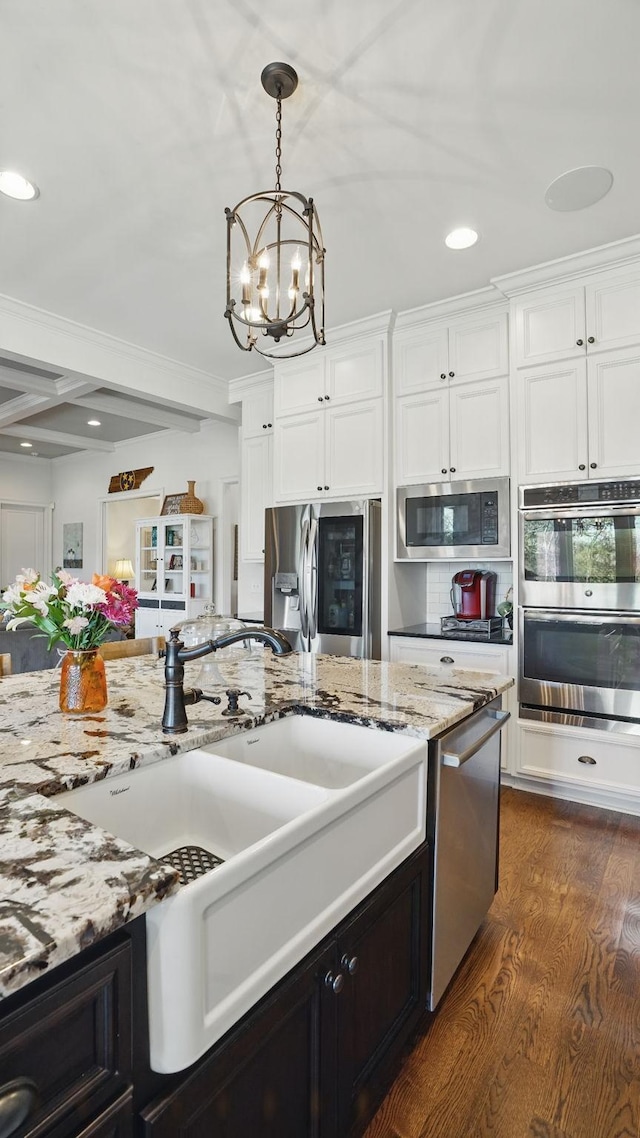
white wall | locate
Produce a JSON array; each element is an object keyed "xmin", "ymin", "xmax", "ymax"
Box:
[
  {"xmin": 0, "ymin": 456, "xmax": 52, "ymax": 504},
  {"xmin": 50, "ymin": 421, "xmax": 239, "ymax": 604}
]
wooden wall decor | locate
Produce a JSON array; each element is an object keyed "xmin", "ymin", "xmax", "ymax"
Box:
[{"xmin": 108, "ymin": 467, "xmax": 154, "ymax": 493}]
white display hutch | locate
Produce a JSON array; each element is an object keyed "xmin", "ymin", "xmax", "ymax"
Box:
[{"xmin": 134, "ymin": 514, "xmax": 214, "ymax": 639}]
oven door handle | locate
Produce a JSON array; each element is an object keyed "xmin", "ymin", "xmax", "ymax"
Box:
[
  {"xmin": 442, "ymin": 709, "xmax": 510, "ymax": 768},
  {"xmin": 522, "ymin": 608, "xmax": 640, "ymax": 625}
]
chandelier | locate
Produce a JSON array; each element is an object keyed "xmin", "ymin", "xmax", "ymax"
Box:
[{"xmin": 225, "ymin": 63, "xmax": 325, "ymax": 359}]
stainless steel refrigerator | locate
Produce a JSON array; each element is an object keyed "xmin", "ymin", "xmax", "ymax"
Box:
[{"xmin": 264, "ymin": 500, "xmax": 382, "ymax": 658}]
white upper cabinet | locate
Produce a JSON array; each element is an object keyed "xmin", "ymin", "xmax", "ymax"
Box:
[
  {"xmin": 241, "ymin": 386, "xmax": 274, "ymax": 438},
  {"xmin": 517, "ymin": 345, "xmax": 640, "ymax": 483},
  {"xmin": 274, "ymin": 338, "xmax": 384, "ymax": 416},
  {"xmin": 273, "ymin": 400, "xmax": 384, "ymax": 503},
  {"xmin": 516, "ymin": 360, "xmax": 589, "ymax": 483},
  {"xmin": 587, "ymin": 346, "xmax": 640, "ymax": 478},
  {"xmin": 241, "ymin": 433, "xmax": 272, "ymax": 560},
  {"xmin": 448, "ymin": 375, "xmax": 510, "ymax": 480},
  {"xmin": 393, "ymin": 307, "xmax": 509, "ymax": 486},
  {"xmin": 394, "ymin": 310, "xmax": 508, "ymax": 394},
  {"xmin": 514, "ymin": 272, "xmax": 640, "ymax": 368},
  {"xmin": 272, "ymin": 327, "xmax": 388, "ymax": 505}
]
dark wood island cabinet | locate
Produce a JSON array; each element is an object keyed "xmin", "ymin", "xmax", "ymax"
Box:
[{"xmin": 0, "ymin": 843, "xmax": 428, "ymax": 1138}]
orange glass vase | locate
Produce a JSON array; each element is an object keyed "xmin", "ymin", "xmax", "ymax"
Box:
[{"xmin": 59, "ymin": 648, "xmax": 108, "ymax": 714}]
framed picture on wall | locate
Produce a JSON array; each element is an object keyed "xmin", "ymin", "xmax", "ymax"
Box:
[{"xmin": 63, "ymin": 522, "xmax": 83, "ymax": 568}]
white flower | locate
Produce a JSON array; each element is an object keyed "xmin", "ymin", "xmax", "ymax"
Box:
[
  {"xmin": 18, "ymin": 568, "xmax": 38, "ymax": 585},
  {"xmin": 28, "ymin": 581, "xmax": 57, "ymax": 618},
  {"xmin": 57, "ymin": 569, "xmax": 77, "ymax": 587},
  {"xmin": 65, "ymin": 582, "xmax": 107, "ymax": 610},
  {"xmin": 2, "ymin": 583, "xmax": 25, "ymax": 607},
  {"xmin": 63, "ymin": 615, "xmax": 90, "ymax": 634},
  {"xmin": 5, "ymin": 616, "xmax": 31, "ymax": 630}
]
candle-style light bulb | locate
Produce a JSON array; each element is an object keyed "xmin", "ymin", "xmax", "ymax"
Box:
[
  {"xmin": 257, "ymin": 249, "xmax": 269, "ymax": 293},
  {"xmin": 289, "ymin": 247, "xmax": 301, "ymax": 297},
  {"xmin": 240, "ymin": 262, "xmax": 251, "ymax": 305}
]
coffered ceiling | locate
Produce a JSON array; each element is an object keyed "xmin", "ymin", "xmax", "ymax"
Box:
[{"xmin": 1, "ymin": 0, "xmax": 639, "ymax": 454}]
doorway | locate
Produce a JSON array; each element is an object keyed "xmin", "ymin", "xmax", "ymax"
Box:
[{"xmin": 99, "ymin": 491, "xmax": 162, "ymax": 578}]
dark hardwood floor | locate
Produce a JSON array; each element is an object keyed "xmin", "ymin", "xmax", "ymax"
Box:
[{"xmin": 363, "ymin": 787, "xmax": 640, "ymax": 1138}]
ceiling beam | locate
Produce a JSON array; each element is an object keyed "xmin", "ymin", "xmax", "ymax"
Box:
[
  {"xmin": 0, "ymin": 394, "xmax": 55, "ymax": 429},
  {"xmin": 70, "ymin": 392, "xmax": 201, "ymax": 433},
  {"xmin": 0, "ymin": 367, "xmax": 58, "ymax": 397},
  {"xmin": 0, "ymin": 424, "xmax": 115, "ymax": 452}
]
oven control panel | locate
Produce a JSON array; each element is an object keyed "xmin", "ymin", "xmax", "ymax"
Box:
[{"xmin": 522, "ymin": 480, "xmax": 640, "ymax": 508}]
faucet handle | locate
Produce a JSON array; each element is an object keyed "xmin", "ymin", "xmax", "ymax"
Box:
[{"xmin": 223, "ymin": 689, "xmax": 253, "ymax": 716}]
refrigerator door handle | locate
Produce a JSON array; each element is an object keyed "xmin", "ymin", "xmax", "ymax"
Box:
[
  {"xmin": 299, "ymin": 519, "xmax": 310, "ymax": 640},
  {"xmin": 307, "ymin": 518, "xmax": 318, "ymax": 640}
]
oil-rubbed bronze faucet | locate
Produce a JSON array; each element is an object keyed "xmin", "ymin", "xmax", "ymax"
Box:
[{"xmin": 162, "ymin": 626, "xmax": 292, "ymax": 734}]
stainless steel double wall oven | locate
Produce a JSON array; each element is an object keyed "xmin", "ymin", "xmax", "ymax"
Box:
[{"xmin": 519, "ymin": 479, "xmax": 640, "ymax": 728}]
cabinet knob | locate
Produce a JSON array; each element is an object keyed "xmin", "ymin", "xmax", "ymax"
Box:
[
  {"xmin": 440, "ymin": 655, "xmax": 455, "ymax": 664},
  {"xmin": 578, "ymin": 464, "xmax": 586, "ymax": 471},
  {"xmin": 450, "ymin": 467, "xmax": 456, "ymax": 473},
  {"xmin": 262, "ymin": 423, "xmax": 267, "ymax": 429},
  {"xmin": 0, "ymin": 1078, "xmax": 38, "ymax": 1136},
  {"xmin": 324, "ymin": 394, "xmax": 330, "ymax": 401},
  {"xmin": 590, "ymin": 462, "xmax": 597, "ymax": 469},
  {"xmin": 440, "ymin": 373, "xmax": 447, "ymax": 380},
  {"xmin": 441, "ymin": 468, "xmax": 448, "ymax": 475},
  {"xmin": 267, "ymin": 422, "xmax": 272, "ymax": 428},
  {"xmin": 324, "ymin": 970, "xmax": 344, "ymax": 995},
  {"xmin": 448, "ymin": 371, "xmax": 455, "ymax": 378},
  {"xmin": 317, "ymin": 485, "xmax": 323, "ymax": 492},
  {"xmin": 576, "ymin": 339, "xmax": 584, "ymax": 346},
  {"xmin": 587, "ymin": 336, "xmax": 595, "ymax": 344},
  {"xmin": 585, "ymin": 589, "xmax": 593, "ymax": 597},
  {"xmin": 324, "ymin": 485, "xmax": 330, "ymax": 491},
  {"xmin": 341, "ymin": 953, "xmax": 359, "ymax": 976},
  {"xmin": 578, "ymin": 754, "xmax": 597, "ymax": 765},
  {"xmin": 318, "ymin": 396, "xmax": 324, "ymax": 402}
]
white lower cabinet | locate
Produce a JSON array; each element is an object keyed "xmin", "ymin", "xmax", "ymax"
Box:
[
  {"xmin": 388, "ymin": 636, "xmax": 515, "ymax": 770},
  {"xmin": 518, "ymin": 721, "xmax": 640, "ymax": 809},
  {"xmin": 136, "ymin": 605, "xmax": 185, "ymax": 639}
]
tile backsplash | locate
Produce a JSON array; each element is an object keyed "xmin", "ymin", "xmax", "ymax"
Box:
[{"xmin": 426, "ymin": 562, "xmax": 513, "ymax": 622}]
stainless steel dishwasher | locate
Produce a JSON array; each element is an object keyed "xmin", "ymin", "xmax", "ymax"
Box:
[{"xmin": 428, "ymin": 695, "xmax": 510, "ymax": 1010}]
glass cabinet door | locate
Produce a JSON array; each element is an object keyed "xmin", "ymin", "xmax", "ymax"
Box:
[
  {"xmin": 163, "ymin": 520, "xmax": 185, "ymax": 598},
  {"xmin": 187, "ymin": 517, "xmax": 213, "ymax": 601},
  {"xmin": 138, "ymin": 522, "xmax": 158, "ymax": 595}
]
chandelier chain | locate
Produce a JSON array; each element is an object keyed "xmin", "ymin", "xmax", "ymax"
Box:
[{"xmin": 275, "ymin": 92, "xmax": 282, "ymax": 194}]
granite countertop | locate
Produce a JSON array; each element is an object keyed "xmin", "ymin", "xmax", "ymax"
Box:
[
  {"xmin": 388, "ymin": 622, "xmax": 513, "ymax": 646},
  {"xmin": 0, "ymin": 650, "xmax": 512, "ymax": 1000}
]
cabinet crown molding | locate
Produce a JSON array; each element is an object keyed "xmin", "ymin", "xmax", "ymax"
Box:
[
  {"xmin": 394, "ymin": 288, "xmax": 507, "ymax": 332},
  {"xmin": 269, "ymin": 310, "xmax": 394, "ymax": 362},
  {"xmin": 492, "ymin": 233, "xmax": 640, "ymax": 297}
]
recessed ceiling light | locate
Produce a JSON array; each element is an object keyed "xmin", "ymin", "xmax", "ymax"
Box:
[
  {"xmin": 545, "ymin": 166, "xmax": 613, "ymax": 212},
  {"xmin": 20, "ymin": 441, "xmax": 32, "ymax": 448},
  {"xmin": 445, "ymin": 227, "xmax": 479, "ymax": 250},
  {"xmin": 87, "ymin": 419, "xmax": 101, "ymax": 427},
  {"xmin": 0, "ymin": 171, "xmax": 39, "ymax": 201}
]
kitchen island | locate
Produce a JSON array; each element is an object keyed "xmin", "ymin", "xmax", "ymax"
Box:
[{"xmin": 0, "ymin": 649, "xmax": 512, "ymax": 1137}]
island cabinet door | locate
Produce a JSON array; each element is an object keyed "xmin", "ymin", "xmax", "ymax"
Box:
[
  {"xmin": 140, "ymin": 940, "xmax": 336, "ymax": 1138},
  {"xmin": 334, "ymin": 843, "xmax": 430, "ymax": 1138}
]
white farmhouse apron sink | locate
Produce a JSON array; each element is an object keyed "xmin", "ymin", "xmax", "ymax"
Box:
[{"xmin": 58, "ymin": 715, "xmax": 427, "ymax": 1073}]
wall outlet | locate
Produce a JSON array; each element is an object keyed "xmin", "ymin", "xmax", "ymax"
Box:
[{"xmin": 250, "ymin": 582, "xmax": 262, "ymax": 593}]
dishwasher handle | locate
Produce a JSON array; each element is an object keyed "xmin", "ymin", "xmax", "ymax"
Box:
[{"xmin": 442, "ymin": 709, "xmax": 510, "ymax": 768}]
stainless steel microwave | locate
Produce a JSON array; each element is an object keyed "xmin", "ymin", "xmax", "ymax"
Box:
[{"xmin": 396, "ymin": 477, "xmax": 511, "ymax": 560}]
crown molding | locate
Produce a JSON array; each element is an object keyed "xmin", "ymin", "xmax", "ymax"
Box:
[
  {"xmin": 394, "ymin": 287, "xmax": 507, "ymax": 332},
  {"xmin": 0, "ymin": 293, "xmax": 239, "ymax": 422},
  {"xmin": 228, "ymin": 368, "xmax": 274, "ymax": 404},
  {"xmin": 267, "ymin": 310, "xmax": 396, "ymax": 362},
  {"xmin": 491, "ymin": 233, "xmax": 640, "ymax": 297}
]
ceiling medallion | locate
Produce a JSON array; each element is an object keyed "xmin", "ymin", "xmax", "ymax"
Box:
[{"xmin": 225, "ymin": 62, "xmax": 326, "ymax": 359}]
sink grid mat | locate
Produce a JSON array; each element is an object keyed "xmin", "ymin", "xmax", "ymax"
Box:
[{"xmin": 160, "ymin": 845, "xmax": 225, "ymax": 884}]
